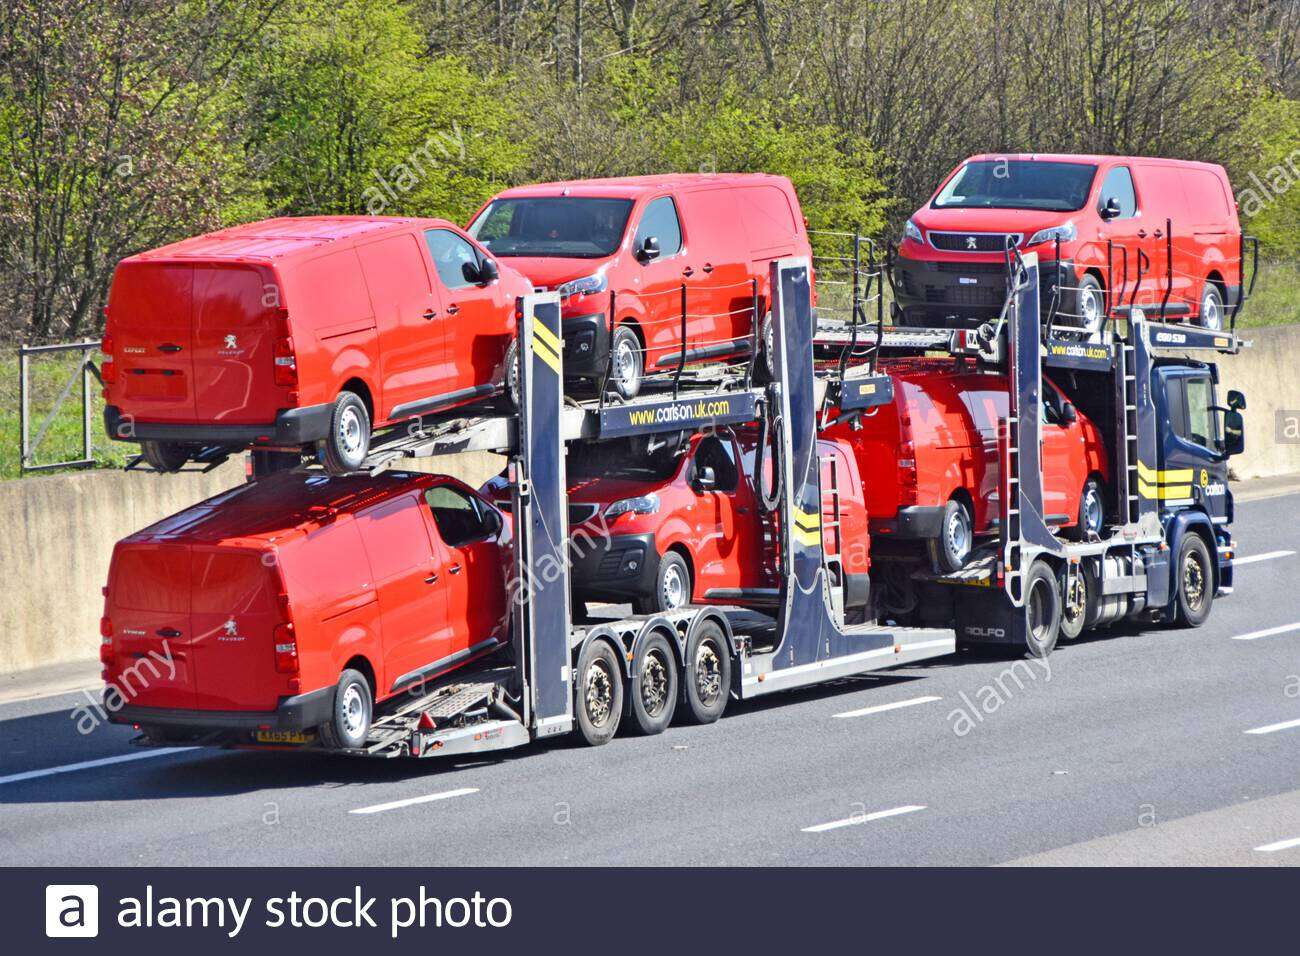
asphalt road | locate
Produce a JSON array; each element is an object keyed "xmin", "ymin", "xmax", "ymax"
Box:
[{"xmin": 2, "ymin": 491, "xmax": 1299, "ymax": 867}]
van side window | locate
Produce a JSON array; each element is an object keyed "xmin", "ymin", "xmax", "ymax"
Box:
[
  {"xmin": 1099, "ymin": 166, "xmax": 1137, "ymax": 219},
  {"xmin": 424, "ymin": 485, "xmax": 493, "ymax": 546},
  {"xmin": 424, "ymin": 229, "xmax": 481, "ymax": 291},
  {"xmin": 634, "ymin": 197, "xmax": 683, "ymax": 257}
]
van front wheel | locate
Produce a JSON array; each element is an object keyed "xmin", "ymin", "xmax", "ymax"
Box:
[
  {"xmin": 320, "ymin": 391, "xmax": 370, "ymax": 474},
  {"xmin": 320, "ymin": 669, "xmax": 373, "ymax": 751}
]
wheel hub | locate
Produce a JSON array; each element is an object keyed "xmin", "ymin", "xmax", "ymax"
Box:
[
  {"xmin": 662, "ymin": 565, "xmax": 686, "ymax": 609},
  {"xmin": 1184, "ymin": 553, "xmax": 1206, "ymax": 609},
  {"xmin": 341, "ymin": 685, "xmax": 365, "ymax": 737},
  {"xmin": 585, "ymin": 660, "xmax": 614, "ymax": 726},
  {"xmin": 338, "ymin": 407, "xmax": 364, "ymax": 456},
  {"xmin": 694, "ymin": 642, "xmax": 722, "ymax": 705},
  {"xmin": 641, "ymin": 650, "xmax": 669, "ymax": 717}
]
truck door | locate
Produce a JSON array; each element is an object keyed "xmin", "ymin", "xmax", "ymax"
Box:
[{"xmin": 1158, "ymin": 367, "xmax": 1230, "ymax": 519}]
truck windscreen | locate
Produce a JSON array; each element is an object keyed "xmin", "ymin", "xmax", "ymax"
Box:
[
  {"xmin": 469, "ymin": 197, "xmax": 634, "ymax": 258},
  {"xmin": 932, "ymin": 161, "xmax": 1097, "ymax": 212}
]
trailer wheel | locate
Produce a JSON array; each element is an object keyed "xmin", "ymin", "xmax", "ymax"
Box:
[
  {"xmin": 930, "ymin": 498, "xmax": 973, "ymax": 573},
  {"xmin": 629, "ymin": 633, "xmax": 678, "ymax": 735},
  {"xmin": 1023, "ymin": 561, "xmax": 1062, "ymax": 658},
  {"xmin": 1058, "ymin": 563, "xmax": 1096, "ymax": 641},
  {"xmin": 140, "ymin": 440, "xmax": 191, "ymax": 473},
  {"xmin": 319, "ymin": 390, "xmax": 370, "ymax": 474},
  {"xmin": 320, "ymin": 669, "xmax": 373, "ymax": 750},
  {"xmin": 681, "ymin": 620, "xmax": 730, "ymax": 724},
  {"xmin": 575, "ymin": 640, "xmax": 623, "ymax": 745},
  {"xmin": 1174, "ymin": 533, "xmax": 1214, "ymax": 627}
]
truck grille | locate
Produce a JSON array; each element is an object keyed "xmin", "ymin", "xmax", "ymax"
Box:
[{"xmin": 928, "ymin": 231, "xmax": 1023, "ymax": 253}]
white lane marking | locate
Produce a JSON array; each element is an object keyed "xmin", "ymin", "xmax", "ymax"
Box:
[
  {"xmin": 1234, "ymin": 550, "xmax": 1296, "ymax": 566},
  {"xmin": 0, "ymin": 748, "xmax": 199, "ymax": 786},
  {"xmin": 1255, "ymin": 836, "xmax": 1300, "ymax": 853},
  {"xmin": 350, "ymin": 787, "xmax": 479, "ymax": 815},
  {"xmin": 1244, "ymin": 718, "xmax": 1300, "ymax": 736},
  {"xmin": 1231, "ymin": 622, "xmax": 1300, "ymax": 642},
  {"xmin": 833, "ymin": 696, "xmax": 942, "ymax": 720},
  {"xmin": 801, "ymin": 804, "xmax": 926, "ymax": 833}
]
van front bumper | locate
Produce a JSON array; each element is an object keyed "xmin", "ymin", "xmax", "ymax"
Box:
[
  {"xmin": 570, "ymin": 531, "xmax": 660, "ymax": 601},
  {"xmin": 893, "ymin": 255, "xmax": 1076, "ymax": 327},
  {"xmin": 107, "ymin": 685, "xmax": 335, "ymax": 734},
  {"xmin": 104, "ymin": 403, "xmax": 334, "ymax": 447},
  {"xmin": 560, "ymin": 312, "xmax": 609, "ymax": 378}
]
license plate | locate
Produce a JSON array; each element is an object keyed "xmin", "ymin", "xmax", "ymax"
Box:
[{"xmin": 254, "ymin": 730, "xmax": 313, "ymax": 744}]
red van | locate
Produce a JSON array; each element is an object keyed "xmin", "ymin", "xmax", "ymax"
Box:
[
  {"xmin": 488, "ymin": 428, "xmax": 871, "ymax": 620},
  {"xmin": 102, "ymin": 216, "xmax": 531, "ymax": 474},
  {"xmin": 100, "ymin": 470, "xmax": 511, "ymax": 749},
  {"xmin": 823, "ymin": 360, "xmax": 1110, "ymax": 572},
  {"xmin": 467, "ymin": 174, "xmax": 814, "ymax": 398},
  {"xmin": 893, "ymin": 154, "xmax": 1243, "ymax": 332}
]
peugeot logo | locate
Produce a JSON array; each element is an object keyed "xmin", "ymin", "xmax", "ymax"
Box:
[
  {"xmin": 965, "ymin": 236, "xmax": 978, "ymax": 250},
  {"xmin": 224, "ymin": 334, "xmax": 238, "ymax": 349},
  {"xmin": 223, "ymin": 619, "xmax": 238, "ymax": 637}
]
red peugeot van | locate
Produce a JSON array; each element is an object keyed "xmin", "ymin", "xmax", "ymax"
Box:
[
  {"xmin": 488, "ymin": 428, "xmax": 871, "ymax": 620},
  {"xmin": 467, "ymin": 174, "xmax": 814, "ymax": 398},
  {"xmin": 100, "ymin": 470, "xmax": 511, "ymax": 750},
  {"xmin": 823, "ymin": 360, "xmax": 1110, "ymax": 572},
  {"xmin": 102, "ymin": 216, "xmax": 531, "ymax": 474},
  {"xmin": 893, "ymin": 154, "xmax": 1243, "ymax": 332}
]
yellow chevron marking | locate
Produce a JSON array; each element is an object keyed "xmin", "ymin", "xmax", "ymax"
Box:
[
  {"xmin": 531, "ymin": 333, "xmax": 561, "ymax": 374},
  {"xmin": 533, "ymin": 319, "xmax": 563, "ymax": 357},
  {"xmin": 1137, "ymin": 461, "xmax": 1193, "ymax": 484},
  {"xmin": 793, "ymin": 527, "xmax": 822, "ymax": 548},
  {"xmin": 793, "ymin": 508, "xmax": 821, "ymax": 531},
  {"xmin": 1139, "ymin": 479, "xmax": 1192, "ymax": 500}
]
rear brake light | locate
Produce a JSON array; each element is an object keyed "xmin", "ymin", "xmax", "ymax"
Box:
[
  {"xmin": 897, "ymin": 440, "xmax": 918, "ymax": 505},
  {"xmin": 99, "ymin": 616, "xmax": 115, "ymax": 666},
  {"xmin": 273, "ymin": 337, "xmax": 297, "ymax": 387},
  {"xmin": 100, "ymin": 333, "xmax": 116, "ymax": 384},
  {"xmin": 273, "ymin": 622, "xmax": 298, "ymax": 674}
]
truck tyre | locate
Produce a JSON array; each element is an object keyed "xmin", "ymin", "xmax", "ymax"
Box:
[
  {"xmin": 1022, "ymin": 560, "xmax": 1062, "ymax": 658},
  {"xmin": 629, "ymin": 632, "xmax": 678, "ymax": 735},
  {"xmin": 1074, "ymin": 274, "xmax": 1106, "ymax": 338},
  {"xmin": 575, "ymin": 640, "xmax": 623, "ymax": 745},
  {"xmin": 1059, "ymin": 562, "xmax": 1097, "ymax": 641},
  {"xmin": 681, "ymin": 620, "xmax": 730, "ymax": 724},
  {"xmin": 141, "ymin": 440, "xmax": 191, "ymax": 473},
  {"xmin": 1198, "ymin": 282, "xmax": 1225, "ymax": 331},
  {"xmin": 1067, "ymin": 476, "xmax": 1105, "ymax": 541},
  {"xmin": 320, "ymin": 669, "xmax": 373, "ymax": 750},
  {"xmin": 1174, "ymin": 532, "xmax": 1214, "ymax": 627},
  {"xmin": 930, "ymin": 498, "xmax": 973, "ymax": 573},
  {"xmin": 635, "ymin": 551, "xmax": 691, "ymax": 614},
  {"xmin": 320, "ymin": 390, "xmax": 370, "ymax": 475},
  {"xmin": 608, "ymin": 325, "xmax": 643, "ymax": 400}
]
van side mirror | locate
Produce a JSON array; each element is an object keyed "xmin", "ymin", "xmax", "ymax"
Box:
[
  {"xmin": 483, "ymin": 507, "xmax": 503, "ymax": 536},
  {"xmin": 1099, "ymin": 196, "xmax": 1122, "ymax": 220},
  {"xmin": 1227, "ymin": 389, "xmax": 1246, "ymax": 411},
  {"xmin": 638, "ymin": 235, "xmax": 660, "ymax": 262},
  {"xmin": 1224, "ymin": 409, "xmax": 1245, "ymax": 457},
  {"xmin": 694, "ymin": 465, "xmax": 717, "ymax": 491},
  {"xmin": 466, "ymin": 258, "xmax": 499, "ymax": 285},
  {"xmin": 1060, "ymin": 402, "xmax": 1078, "ymax": 424}
]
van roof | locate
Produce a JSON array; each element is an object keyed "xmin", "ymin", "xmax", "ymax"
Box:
[
  {"xmin": 121, "ymin": 216, "xmax": 452, "ymax": 267},
  {"xmin": 963, "ymin": 152, "xmax": 1227, "ymax": 173},
  {"xmin": 491, "ymin": 172, "xmax": 794, "ymax": 201},
  {"xmin": 121, "ymin": 470, "xmax": 444, "ymax": 548}
]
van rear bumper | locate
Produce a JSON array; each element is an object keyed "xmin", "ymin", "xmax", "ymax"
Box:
[
  {"xmin": 104, "ymin": 403, "xmax": 334, "ymax": 447},
  {"xmin": 108, "ymin": 685, "xmax": 335, "ymax": 734},
  {"xmin": 871, "ymin": 506, "xmax": 945, "ymax": 539}
]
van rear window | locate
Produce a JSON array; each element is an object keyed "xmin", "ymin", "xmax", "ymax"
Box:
[
  {"xmin": 934, "ymin": 160, "xmax": 1097, "ymax": 212},
  {"xmin": 191, "ymin": 551, "xmax": 277, "ymax": 615},
  {"xmin": 469, "ymin": 197, "xmax": 633, "ymax": 258},
  {"xmin": 112, "ymin": 548, "xmax": 190, "ymax": 613}
]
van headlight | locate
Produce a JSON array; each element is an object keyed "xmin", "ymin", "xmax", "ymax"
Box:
[
  {"xmin": 1026, "ymin": 222, "xmax": 1077, "ymax": 247},
  {"xmin": 556, "ymin": 273, "xmax": 608, "ymax": 299},
  {"xmin": 904, "ymin": 219, "xmax": 924, "ymax": 244},
  {"xmin": 604, "ymin": 493, "xmax": 659, "ymax": 518}
]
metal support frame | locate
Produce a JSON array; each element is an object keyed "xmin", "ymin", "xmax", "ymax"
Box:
[{"xmin": 18, "ymin": 341, "xmax": 100, "ymax": 473}]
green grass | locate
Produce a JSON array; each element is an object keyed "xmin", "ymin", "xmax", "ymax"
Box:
[
  {"xmin": 0, "ymin": 346, "xmax": 131, "ymax": 481},
  {"xmin": 1238, "ymin": 260, "xmax": 1300, "ymax": 329}
]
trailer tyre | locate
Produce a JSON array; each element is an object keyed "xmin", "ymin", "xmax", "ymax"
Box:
[
  {"xmin": 681, "ymin": 620, "xmax": 730, "ymax": 724},
  {"xmin": 320, "ymin": 390, "xmax": 370, "ymax": 475},
  {"xmin": 930, "ymin": 498, "xmax": 973, "ymax": 573},
  {"xmin": 1174, "ymin": 532, "xmax": 1214, "ymax": 627},
  {"xmin": 629, "ymin": 633, "xmax": 678, "ymax": 735},
  {"xmin": 141, "ymin": 440, "xmax": 192, "ymax": 473},
  {"xmin": 320, "ymin": 669, "xmax": 373, "ymax": 751},
  {"xmin": 1023, "ymin": 560, "xmax": 1062, "ymax": 658},
  {"xmin": 1059, "ymin": 563, "xmax": 1097, "ymax": 641},
  {"xmin": 575, "ymin": 640, "xmax": 623, "ymax": 746}
]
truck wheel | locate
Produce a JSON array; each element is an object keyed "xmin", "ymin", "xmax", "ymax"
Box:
[
  {"xmin": 1058, "ymin": 563, "xmax": 1096, "ymax": 641},
  {"xmin": 320, "ymin": 390, "xmax": 370, "ymax": 475},
  {"xmin": 1198, "ymin": 283, "xmax": 1225, "ymax": 331},
  {"xmin": 609, "ymin": 325, "xmax": 643, "ymax": 400},
  {"xmin": 930, "ymin": 498, "xmax": 973, "ymax": 573},
  {"xmin": 629, "ymin": 633, "xmax": 678, "ymax": 735},
  {"xmin": 635, "ymin": 551, "xmax": 691, "ymax": 614},
  {"xmin": 681, "ymin": 620, "xmax": 730, "ymax": 724},
  {"xmin": 320, "ymin": 669, "xmax": 373, "ymax": 750},
  {"xmin": 1067, "ymin": 476, "xmax": 1105, "ymax": 541},
  {"xmin": 1174, "ymin": 533, "xmax": 1214, "ymax": 627},
  {"xmin": 1023, "ymin": 560, "xmax": 1062, "ymax": 658},
  {"xmin": 575, "ymin": 640, "xmax": 623, "ymax": 745},
  {"xmin": 140, "ymin": 440, "xmax": 191, "ymax": 473},
  {"xmin": 1075, "ymin": 274, "xmax": 1106, "ymax": 337}
]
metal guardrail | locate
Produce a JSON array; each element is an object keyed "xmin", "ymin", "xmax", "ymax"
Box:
[{"xmin": 18, "ymin": 341, "xmax": 101, "ymax": 472}]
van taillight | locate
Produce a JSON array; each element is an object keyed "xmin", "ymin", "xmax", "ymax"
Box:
[
  {"xmin": 273, "ymin": 622, "xmax": 298, "ymax": 674},
  {"xmin": 100, "ymin": 333, "xmax": 116, "ymax": 384},
  {"xmin": 99, "ymin": 616, "xmax": 115, "ymax": 666},
  {"xmin": 273, "ymin": 337, "xmax": 297, "ymax": 387},
  {"xmin": 897, "ymin": 440, "xmax": 918, "ymax": 505}
]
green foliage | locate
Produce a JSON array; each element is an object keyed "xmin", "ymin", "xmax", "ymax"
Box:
[{"xmin": 1235, "ymin": 97, "xmax": 1300, "ymax": 260}]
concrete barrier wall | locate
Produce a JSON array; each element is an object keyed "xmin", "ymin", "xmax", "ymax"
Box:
[
  {"xmin": 1206, "ymin": 324, "xmax": 1300, "ymax": 480},
  {"xmin": 0, "ymin": 451, "xmax": 503, "ymax": 675}
]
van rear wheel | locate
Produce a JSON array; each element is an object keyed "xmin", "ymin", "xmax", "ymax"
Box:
[
  {"xmin": 140, "ymin": 440, "xmax": 191, "ymax": 473},
  {"xmin": 320, "ymin": 669, "xmax": 373, "ymax": 751},
  {"xmin": 930, "ymin": 498, "xmax": 973, "ymax": 573},
  {"xmin": 320, "ymin": 390, "xmax": 370, "ymax": 475},
  {"xmin": 1198, "ymin": 283, "xmax": 1225, "ymax": 331}
]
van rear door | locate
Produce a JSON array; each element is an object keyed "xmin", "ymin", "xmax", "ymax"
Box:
[
  {"xmin": 192, "ymin": 265, "xmax": 284, "ymax": 424},
  {"xmin": 107, "ymin": 262, "xmax": 196, "ymax": 422},
  {"xmin": 107, "ymin": 543, "xmax": 195, "ymax": 708},
  {"xmin": 189, "ymin": 547, "xmax": 285, "ymax": 711}
]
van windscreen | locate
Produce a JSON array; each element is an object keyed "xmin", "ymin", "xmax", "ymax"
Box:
[
  {"xmin": 469, "ymin": 197, "xmax": 633, "ymax": 258},
  {"xmin": 933, "ymin": 161, "xmax": 1097, "ymax": 212}
]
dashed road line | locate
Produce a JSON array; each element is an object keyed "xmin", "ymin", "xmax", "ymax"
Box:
[
  {"xmin": 1244, "ymin": 718, "xmax": 1300, "ymax": 736},
  {"xmin": 350, "ymin": 787, "xmax": 479, "ymax": 815},
  {"xmin": 833, "ymin": 696, "xmax": 942, "ymax": 720},
  {"xmin": 1231, "ymin": 622, "xmax": 1300, "ymax": 642},
  {"xmin": 1255, "ymin": 836, "xmax": 1300, "ymax": 853},
  {"xmin": 1233, "ymin": 550, "xmax": 1296, "ymax": 566},
  {"xmin": 801, "ymin": 804, "xmax": 926, "ymax": 833},
  {"xmin": 0, "ymin": 748, "xmax": 200, "ymax": 786}
]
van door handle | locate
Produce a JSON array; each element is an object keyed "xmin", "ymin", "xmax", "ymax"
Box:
[
  {"xmin": 424, "ymin": 573, "xmax": 439, "ymax": 584},
  {"xmin": 1137, "ymin": 229, "xmax": 1148, "ymax": 238},
  {"xmin": 446, "ymin": 304, "xmax": 460, "ymax": 315},
  {"xmin": 682, "ymin": 267, "xmax": 695, "ymax": 277},
  {"xmin": 156, "ymin": 627, "xmax": 182, "ymax": 638},
  {"xmin": 158, "ymin": 343, "xmax": 183, "ymax": 353},
  {"xmin": 448, "ymin": 564, "xmax": 462, "ymax": 575},
  {"xmin": 423, "ymin": 308, "xmax": 437, "ymax": 320},
  {"xmin": 1153, "ymin": 229, "xmax": 1164, "ymax": 239},
  {"xmin": 737, "ymin": 506, "xmax": 751, "ymax": 514},
  {"xmin": 702, "ymin": 263, "xmax": 714, "ymax": 274}
]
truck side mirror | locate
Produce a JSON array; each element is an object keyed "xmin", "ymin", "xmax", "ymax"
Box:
[
  {"xmin": 1099, "ymin": 196, "xmax": 1122, "ymax": 220},
  {"xmin": 1227, "ymin": 389, "xmax": 1246, "ymax": 411},
  {"xmin": 1224, "ymin": 409, "xmax": 1245, "ymax": 457},
  {"xmin": 694, "ymin": 465, "xmax": 717, "ymax": 491},
  {"xmin": 638, "ymin": 235, "xmax": 660, "ymax": 262}
]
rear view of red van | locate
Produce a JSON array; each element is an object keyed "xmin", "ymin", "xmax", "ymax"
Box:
[{"xmin": 103, "ymin": 216, "xmax": 530, "ymax": 474}]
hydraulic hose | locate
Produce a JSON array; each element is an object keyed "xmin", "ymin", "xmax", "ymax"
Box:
[{"xmin": 756, "ymin": 402, "xmax": 784, "ymax": 513}]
